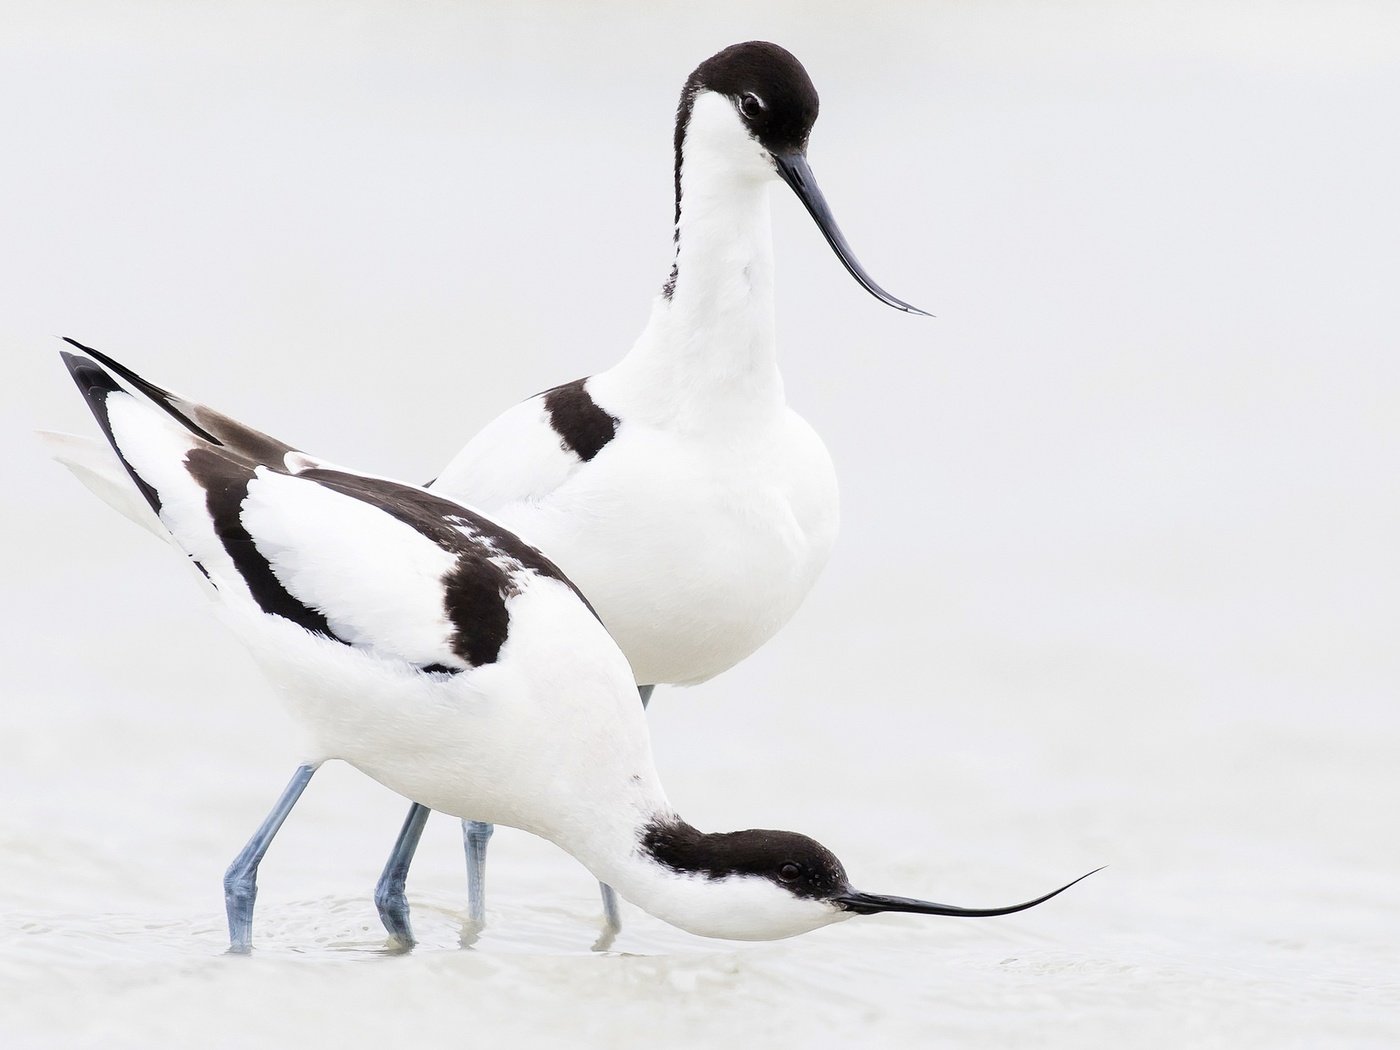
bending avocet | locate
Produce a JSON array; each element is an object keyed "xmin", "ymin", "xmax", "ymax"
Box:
[{"xmin": 56, "ymin": 345, "xmax": 1093, "ymax": 951}]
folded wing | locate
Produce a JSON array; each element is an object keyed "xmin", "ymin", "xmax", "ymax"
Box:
[{"xmin": 60, "ymin": 347, "xmax": 592, "ymax": 676}]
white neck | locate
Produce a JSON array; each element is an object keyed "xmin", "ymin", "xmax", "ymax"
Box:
[
  {"xmin": 603, "ymin": 93, "xmax": 785, "ymax": 432},
  {"xmin": 513, "ymin": 714, "xmax": 845, "ymax": 941},
  {"xmin": 566, "ymin": 811, "xmax": 845, "ymax": 942},
  {"xmin": 535, "ymin": 785, "xmax": 725, "ymax": 936}
]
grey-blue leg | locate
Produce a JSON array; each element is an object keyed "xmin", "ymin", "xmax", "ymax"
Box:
[
  {"xmin": 598, "ymin": 882, "xmax": 622, "ymax": 932},
  {"xmin": 462, "ymin": 819, "xmax": 494, "ymax": 925},
  {"xmin": 375, "ymin": 802, "xmax": 431, "ymax": 946},
  {"xmin": 223, "ymin": 763, "xmax": 317, "ymax": 953},
  {"xmin": 598, "ymin": 683, "xmax": 656, "ymax": 935}
]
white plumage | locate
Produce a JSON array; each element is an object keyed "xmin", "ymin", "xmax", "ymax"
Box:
[
  {"xmin": 47, "ymin": 41, "xmax": 936, "ymax": 938},
  {"xmin": 430, "ymin": 89, "xmax": 844, "ymax": 687},
  {"xmin": 55, "ymin": 346, "xmax": 1092, "ymax": 949}
]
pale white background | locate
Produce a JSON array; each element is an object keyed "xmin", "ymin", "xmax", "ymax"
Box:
[{"xmin": 2, "ymin": 2, "xmax": 1397, "ymax": 1047}]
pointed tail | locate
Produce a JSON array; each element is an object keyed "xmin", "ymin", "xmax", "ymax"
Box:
[{"xmin": 38, "ymin": 428, "xmax": 168, "ymax": 541}]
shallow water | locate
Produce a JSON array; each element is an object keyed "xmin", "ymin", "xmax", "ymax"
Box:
[{"xmin": 3, "ymin": 2, "xmax": 1399, "ymax": 1047}]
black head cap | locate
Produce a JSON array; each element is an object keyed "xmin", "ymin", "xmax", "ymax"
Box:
[
  {"xmin": 669, "ymin": 42, "xmax": 822, "ymax": 249},
  {"xmin": 643, "ymin": 819, "xmax": 850, "ymax": 901},
  {"xmin": 685, "ymin": 41, "xmax": 820, "ymax": 155}
]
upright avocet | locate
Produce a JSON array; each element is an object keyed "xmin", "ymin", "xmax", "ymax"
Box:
[
  {"xmin": 407, "ymin": 40, "xmax": 931, "ymax": 935},
  {"xmin": 57, "ymin": 346, "xmax": 1093, "ymax": 951},
  {"xmin": 44, "ymin": 41, "xmax": 932, "ymax": 943}
]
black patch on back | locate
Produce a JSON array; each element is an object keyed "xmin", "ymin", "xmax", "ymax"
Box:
[
  {"xmin": 665, "ymin": 42, "xmax": 820, "ymax": 300},
  {"xmin": 441, "ymin": 554, "xmax": 515, "ymax": 666},
  {"xmin": 641, "ymin": 817, "xmax": 849, "ymax": 901},
  {"xmin": 299, "ymin": 469, "xmax": 599, "ymax": 667},
  {"xmin": 541, "ymin": 379, "xmax": 618, "ymax": 463},
  {"xmin": 184, "ymin": 448, "xmax": 340, "ymax": 640}
]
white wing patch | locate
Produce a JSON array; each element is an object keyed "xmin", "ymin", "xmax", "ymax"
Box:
[
  {"xmin": 239, "ymin": 470, "xmax": 468, "ymax": 671},
  {"xmin": 103, "ymin": 391, "xmax": 250, "ymax": 589},
  {"xmin": 431, "ymin": 395, "xmax": 582, "ymax": 508}
]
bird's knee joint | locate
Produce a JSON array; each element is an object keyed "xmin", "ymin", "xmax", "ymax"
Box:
[{"xmin": 374, "ymin": 880, "xmax": 406, "ymax": 914}]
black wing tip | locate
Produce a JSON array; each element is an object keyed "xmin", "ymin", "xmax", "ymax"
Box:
[
  {"xmin": 59, "ymin": 348, "xmax": 120, "ymax": 402},
  {"xmin": 56, "ymin": 345, "xmax": 168, "ymax": 518},
  {"xmin": 60, "ymin": 336, "xmax": 132, "ymax": 382},
  {"xmin": 59, "ymin": 338, "xmax": 130, "ymax": 401},
  {"xmin": 57, "ymin": 337, "xmax": 227, "ymax": 448},
  {"xmin": 59, "ymin": 337, "xmax": 157, "ymax": 393}
]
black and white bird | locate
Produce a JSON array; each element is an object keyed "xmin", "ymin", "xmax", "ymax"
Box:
[
  {"xmin": 406, "ymin": 41, "xmax": 934, "ymax": 935},
  {"xmin": 45, "ymin": 41, "xmax": 931, "ymax": 942},
  {"xmin": 55, "ymin": 345, "xmax": 1093, "ymax": 951}
]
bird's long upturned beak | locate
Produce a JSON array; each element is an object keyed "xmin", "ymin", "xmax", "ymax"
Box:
[
  {"xmin": 772, "ymin": 151, "xmax": 931, "ymax": 316},
  {"xmin": 836, "ymin": 867, "xmax": 1103, "ymax": 917}
]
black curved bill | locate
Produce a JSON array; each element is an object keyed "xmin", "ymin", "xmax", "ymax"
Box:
[
  {"xmin": 837, "ymin": 867, "xmax": 1103, "ymax": 917},
  {"xmin": 772, "ymin": 151, "xmax": 930, "ymax": 316}
]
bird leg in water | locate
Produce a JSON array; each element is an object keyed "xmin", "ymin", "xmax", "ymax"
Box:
[
  {"xmin": 462, "ymin": 819, "xmax": 494, "ymax": 926},
  {"xmin": 223, "ymin": 763, "xmax": 318, "ymax": 953},
  {"xmin": 377, "ymin": 683, "xmax": 658, "ymax": 944},
  {"xmin": 375, "ymin": 802, "xmax": 430, "ymax": 947},
  {"xmin": 597, "ymin": 684, "xmax": 657, "ymax": 938}
]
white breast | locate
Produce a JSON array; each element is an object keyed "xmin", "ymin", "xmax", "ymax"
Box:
[
  {"xmin": 435, "ymin": 399, "xmax": 838, "ymax": 687},
  {"xmin": 428, "ymin": 94, "xmax": 845, "ymax": 688}
]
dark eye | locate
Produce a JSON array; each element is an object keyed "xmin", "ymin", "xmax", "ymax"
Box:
[
  {"xmin": 778, "ymin": 862, "xmax": 801, "ymax": 882},
  {"xmin": 740, "ymin": 93, "xmax": 765, "ymax": 120}
]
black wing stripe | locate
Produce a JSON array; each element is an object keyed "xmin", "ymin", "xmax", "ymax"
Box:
[
  {"xmin": 61, "ymin": 348, "xmax": 551, "ymax": 677},
  {"xmin": 184, "ymin": 447, "xmax": 341, "ymax": 641},
  {"xmin": 62, "ymin": 349, "xmax": 329, "ymax": 638}
]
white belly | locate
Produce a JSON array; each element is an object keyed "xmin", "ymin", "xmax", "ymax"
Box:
[
  {"xmin": 491, "ymin": 411, "xmax": 838, "ymax": 686},
  {"xmin": 218, "ymin": 580, "xmax": 653, "ymax": 836}
]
